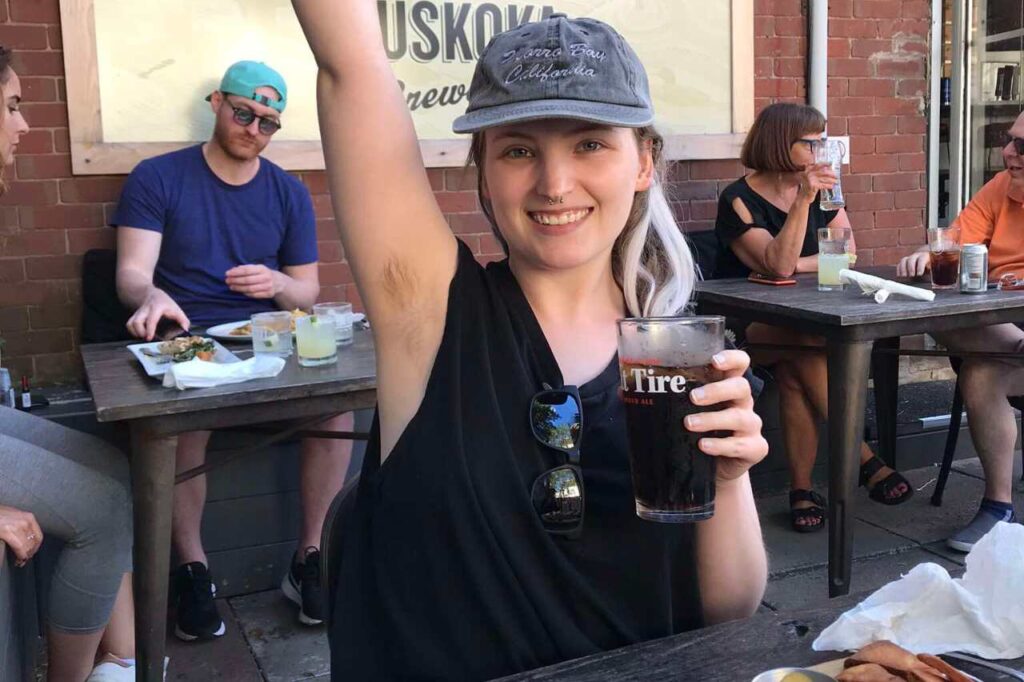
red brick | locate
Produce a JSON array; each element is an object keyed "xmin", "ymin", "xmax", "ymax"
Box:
[
  {"xmin": 758, "ymin": 0, "xmax": 803, "ymax": 15},
  {"xmin": 828, "ymin": 58, "xmax": 873, "ymax": 77},
  {"xmin": 29, "ymin": 303, "xmax": 81, "ymax": 330},
  {"xmin": 775, "ymin": 57, "xmax": 805, "ymax": 77},
  {"xmin": 302, "ymin": 171, "xmax": 329, "ymax": 195},
  {"xmin": 845, "ymin": 209, "xmax": 876, "ymax": 228},
  {"xmin": 34, "ymin": 352, "xmax": 83, "ymax": 386},
  {"xmin": 876, "ymin": 58, "xmax": 925, "ymax": 78},
  {"xmin": 848, "ymin": 116, "xmax": 897, "ymax": 135},
  {"xmin": 849, "ymin": 135, "xmax": 875, "ymax": 155},
  {"xmin": 312, "ymin": 193, "xmax": 334, "ymax": 219},
  {"xmin": 875, "ymin": 134, "xmax": 922, "ymax": 153},
  {"xmin": 895, "ymin": 189, "xmax": 926, "ymax": 208},
  {"xmin": 57, "ymin": 176, "xmax": 126, "ymax": 203},
  {"xmin": 755, "ymin": 78, "xmax": 800, "ymax": 98},
  {"xmin": 898, "ymin": 153, "xmax": 926, "ymax": 171},
  {"xmin": 875, "ymin": 97, "xmax": 921, "ymax": 115},
  {"xmin": 53, "ymin": 128, "xmax": 70, "ymax": 154},
  {"xmin": 854, "ymin": 228, "xmax": 899, "ymax": 248},
  {"xmin": 877, "ymin": 19, "xmax": 930, "ymax": 38},
  {"xmin": 317, "ymin": 240, "xmax": 345, "ymax": 263},
  {"xmin": 67, "ymin": 227, "xmax": 115, "ymax": 254},
  {"xmin": 848, "ymin": 190, "xmax": 894, "ymax": 209},
  {"xmin": 479, "ymin": 233, "xmax": 505, "ymax": 256},
  {"xmin": 0, "ymin": 330, "xmax": 73, "ymax": 357},
  {"xmin": 831, "ymin": 96, "xmax": 874, "ymax": 116},
  {"xmin": 1, "ymin": 229, "xmax": 64, "ymax": 256},
  {"xmin": 25, "ymin": 255, "xmax": 81, "ymax": 280},
  {"xmin": 902, "ymin": 0, "xmax": 930, "ymax": 18},
  {"xmin": 898, "ymin": 116, "xmax": 927, "ymax": 134},
  {"xmin": 899, "ymin": 227, "xmax": 927, "ymax": 245},
  {"xmin": 828, "ymin": 37, "xmax": 851, "ymax": 58},
  {"xmin": 873, "ymin": 173, "xmax": 921, "ymax": 191},
  {"xmin": 666, "ymin": 162, "xmax": 690, "ymax": 183},
  {"xmin": 873, "ymin": 245, "xmax": 919, "ymax": 264},
  {"xmin": 19, "ymin": 204, "xmax": 104, "ymax": 230},
  {"xmin": 690, "ymin": 159, "xmax": 744, "ymax": 180},
  {"xmin": 56, "ymin": 77, "xmax": 66, "ymax": 102},
  {"xmin": 829, "ymin": 0, "xmax": 854, "ymax": 17},
  {"xmin": 774, "ymin": 17, "xmax": 806, "ymax": 36},
  {"xmin": 20, "ymin": 77, "xmax": 57, "ymax": 103},
  {"xmin": 755, "ymin": 57, "xmax": 773, "ymax": 78},
  {"xmin": 831, "ymin": 18, "xmax": 878, "ymax": 38},
  {"xmin": 826, "ymin": 117, "xmax": 848, "ymax": 135},
  {"xmin": 446, "ymin": 167, "xmax": 477, "ymax": 192},
  {"xmin": 19, "ymin": 102, "xmax": 68, "ymax": 128},
  {"xmin": 827, "ymin": 77, "xmax": 849, "ymax": 97},
  {"xmin": 435, "ymin": 191, "xmax": 480, "ymax": 214},
  {"xmin": 15, "ymin": 154, "xmax": 72, "ymax": 180},
  {"xmin": 841, "ymin": 173, "xmax": 873, "ymax": 192},
  {"xmin": 0, "ymin": 258, "xmax": 26, "ymax": 283},
  {"xmin": 874, "ymin": 208, "xmax": 922, "ymax": 228},
  {"xmin": 14, "ymin": 130, "xmax": 53, "ymax": 154},
  {"xmin": 670, "ymin": 180, "xmax": 720, "ymax": 201},
  {"xmin": 689, "ymin": 201, "xmax": 717, "ymax": 221},
  {"xmin": 47, "ymin": 25, "xmax": 62, "ymax": 50},
  {"xmin": 758, "ymin": 37, "xmax": 805, "ymax": 57},
  {"xmin": 0, "ymin": 206, "xmax": 20, "ymax": 234},
  {"xmin": 754, "ymin": 17, "xmax": 775, "ymax": 38},
  {"xmin": 0, "ymin": 306, "xmax": 30, "ymax": 333},
  {"xmin": 315, "ymin": 218, "xmax": 338, "ymax": 241},
  {"xmin": 318, "ymin": 262, "xmax": 353, "ymax": 286},
  {"xmin": 448, "ymin": 212, "xmax": 492, "ymax": 235},
  {"xmin": 0, "ymin": 279, "xmax": 65, "ymax": 307},
  {"xmin": 9, "ymin": 0, "xmax": 60, "ymax": 23},
  {"xmin": 854, "ymin": 0, "xmax": 901, "ymax": 18},
  {"xmin": 0, "ymin": 25, "xmax": 50, "ymax": 49},
  {"xmin": 12, "ymin": 51, "xmax": 65, "ymax": 77},
  {"xmin": 426, "ymin": 169, "xmax": 445, "ymax": 191},
  {"xmin": 854, "ymin": 249, "xmax": 874, "ymax": 266},
  {"xmin": 850, "ymin": 38, "xmax": 893, "ymax": 58},
  {"xmin": 848, "ymin": 78, "xmax": 895, "ymax": 97}
]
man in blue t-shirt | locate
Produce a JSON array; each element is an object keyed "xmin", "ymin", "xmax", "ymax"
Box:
[{"xmin": 113, "ymin": 61, "xmax": 352, "ymax": 639}]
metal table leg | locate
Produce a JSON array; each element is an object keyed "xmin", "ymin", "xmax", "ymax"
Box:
[
  {"xmin": 129, "ymin": 423, "xmax": 177, "ymax": 682},
  {"xmin": 827, "ymin": 340, "xmax": 874, "ymax": 597}
]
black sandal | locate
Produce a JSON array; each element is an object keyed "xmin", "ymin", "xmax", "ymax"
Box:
[
  {"xmin": 789, "ymin": 489, "xmax": 827, "ymax": 533},
  {"xmin": 860, "ymin": 455, "xmax": 914, "ymax": 506}
]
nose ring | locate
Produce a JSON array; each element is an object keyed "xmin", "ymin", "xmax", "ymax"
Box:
[{"xmin": 547, "ymin": 196, "xmax": 565, "ymax": 206}]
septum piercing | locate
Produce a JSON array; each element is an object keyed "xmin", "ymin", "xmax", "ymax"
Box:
[{"xmin": 547, "ymin": 196, "xmax": 565, "ymax": 205}]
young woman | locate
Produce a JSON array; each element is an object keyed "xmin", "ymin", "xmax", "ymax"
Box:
[
  {"xmin": 715, "ymin": 103, "xmax": 913, "ymax": 534},
  {"xmin": 0, "ymin": 46, "xmax": 140, "ymax": 682},
  {"xmin": 295, "ymin": 5, "xmax": 769, "ymax": 679}
]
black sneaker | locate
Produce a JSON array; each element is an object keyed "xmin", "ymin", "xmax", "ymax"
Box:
[
  {"xmin": 281, "ymin": 547, "xmax": 324, "ymax": 626},
  {"xmin": 172, "ymin": 562, "xmax": 226, "ymax": 641}
]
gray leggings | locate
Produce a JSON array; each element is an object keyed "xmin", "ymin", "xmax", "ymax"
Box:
[{"xmin": 0, "ymin": 407, "xmax": 132, "ymax": 633}]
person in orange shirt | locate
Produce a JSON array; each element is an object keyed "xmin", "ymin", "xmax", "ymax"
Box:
[{"xmin": 897, "ymin": 111, "xmax": 1024, "ymax": 553}]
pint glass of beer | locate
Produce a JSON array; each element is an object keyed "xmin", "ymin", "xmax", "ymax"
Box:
[
  {"xmin": 616, "ymin": 316, "xmax": 725, "ymax": 522},
  {"xmin": 926, "ymin": 226, "xmax": 960, "ymax": 289}
]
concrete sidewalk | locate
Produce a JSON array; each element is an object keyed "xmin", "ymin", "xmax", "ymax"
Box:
[{"xmin": 160, "ymin": 456, "xmax": 1024, "ymax": 682}]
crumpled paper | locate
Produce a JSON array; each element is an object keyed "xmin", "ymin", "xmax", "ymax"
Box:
[
  {"xmin": 813, "ymin": 522, "xmax": 1024, "ymax": 658},
  {"xmin": 162, "ymin": 354, "xmax": 285, "ymax": 390},
  {"xmin": 840, "ymin": 269, "xmax": 936, "ymax": 303}
]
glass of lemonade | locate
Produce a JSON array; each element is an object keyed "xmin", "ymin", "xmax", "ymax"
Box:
[
  {"xmin": 817, "ymin": 227, "xmax": 852, "ymax": 291},
  {"xmin": 295, "ymin": 314, "xmax": 338, "ymax": 367},
  {"xmin": 312, "ymin": 302, "xmax": 354, "ymax": 345},
  {"xmin": 251, "ymin": 311, "xmax": 293, "ymax": 358}
]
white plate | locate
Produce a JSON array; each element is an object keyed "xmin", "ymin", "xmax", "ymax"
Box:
[
  {"xmin": 127, "ymin": 338, "xmax": 241, "ymax": 378},
  {"xmin": 206, "ymin": 313, "xmax": 367, "ymax": 341}
]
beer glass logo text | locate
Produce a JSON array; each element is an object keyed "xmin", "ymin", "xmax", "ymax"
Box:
[{"xmin": 621, "ymin": 367, "xmax": 689, "ymax": 394}]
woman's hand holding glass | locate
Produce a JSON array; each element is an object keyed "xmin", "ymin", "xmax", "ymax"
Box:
[
  {"xmin": 681, "ymin": 350, "xmax": 768, "ymax": 485},
  {"xmin": 798, "ymin": 162, "xmax": 838, "ymax": 204}
]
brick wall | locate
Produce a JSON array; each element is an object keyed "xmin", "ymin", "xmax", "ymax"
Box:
[{"xmin": 0, "ymin": 0, "xmax": 932, "ymax": 385}]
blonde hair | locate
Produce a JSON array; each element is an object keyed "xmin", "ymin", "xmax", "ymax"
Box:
[{"xmin": 468, "ymin": 126, "xmax": 697, "ymax": 317}]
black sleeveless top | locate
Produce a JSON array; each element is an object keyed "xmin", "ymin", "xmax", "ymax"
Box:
[
  {"xmin": 330, "ymin": 240, "xmax": 703, "ymax": 680},
  {"xmin": 714, "ymin": 176, "xmax": 839, "ymax": 279}
]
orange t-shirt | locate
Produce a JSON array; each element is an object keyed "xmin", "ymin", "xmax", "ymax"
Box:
[{"xmin": 953, "ymin": 170, "xmax": 1024, "ymax": 280}]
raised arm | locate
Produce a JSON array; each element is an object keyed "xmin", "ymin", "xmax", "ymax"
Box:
[{"xmin": 292, "ymin": 0, "xmax": 458, "ymax": 459}]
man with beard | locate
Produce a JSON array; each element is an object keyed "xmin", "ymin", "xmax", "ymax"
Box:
[
  {"xmin": 113, "ymin": 61, "xmax": 353, "ymax": 640},
  {"xmin": 897, "ymin": 110, "xmax": 1024, "ymax": 553}
]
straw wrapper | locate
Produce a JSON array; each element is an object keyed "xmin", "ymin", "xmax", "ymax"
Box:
[{"xmin": 840, "ymin": 269, "xmax": 936, "ymax": 303}]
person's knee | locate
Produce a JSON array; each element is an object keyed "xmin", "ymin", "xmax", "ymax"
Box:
[
  {"xmin": 960, "ymin": 360, "xmax": 1014, "ymax": 403},
  {"xmin": 772, "ymin": 363, "xmax": 803, "ymax": 393}
]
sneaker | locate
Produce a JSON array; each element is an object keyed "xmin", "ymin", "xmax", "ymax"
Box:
[
  {"xmin": 281, "ymin": 546, "xmax": 325, "ymax": 626},
  {"xmin": 172, "ymin": 562, "xmax": 226, "ymax": 641},
  {"xmin": 947, "ymin": 508, "xmax": 1016, "ymax": 553},
  {"xmin": 87, "ymin": 654, "xmax": 169, "ymax": 681}
]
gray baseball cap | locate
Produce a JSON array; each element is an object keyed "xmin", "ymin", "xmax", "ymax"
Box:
[{"xmin": 452, "ymin": 13, "xmax": 654, "ymax": 134}]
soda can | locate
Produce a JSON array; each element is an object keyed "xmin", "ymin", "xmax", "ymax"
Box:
[{"xmin": 960, "ymin": 243, "xmax": 989, "ymax": 293}]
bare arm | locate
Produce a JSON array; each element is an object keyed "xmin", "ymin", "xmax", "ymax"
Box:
[
  {"xmin": 293, "ymin": 0, "xmax": 457, "ymax": 459},
  {"xmin": 224, "ymin": 262, "xmax": 320, "ymax": 310},
  {"xmin": 116, "ymin": 226, "xmax": 190, "ymax": 340}
]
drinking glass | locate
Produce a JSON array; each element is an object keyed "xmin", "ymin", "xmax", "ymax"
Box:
[
  {"xmin": 814, "ymin": 138, "xmax": 847, "ymax": 210},
  {"xmin": 295, "ymin": 314, "xmax": 338, "ymax": 367},
  {"xmin": 616, "ymin": 316, "xmax": 725, "ymax": 522},
  {"xmin": 926, "ymin": 226, "xmax": 961, "ymax": 290},
  {"xmin": 312, "ymin": 302, "xmax": 354, "ymax": 346},
  {"xmin": 817, "ymin": 227, "xmax": 852, "ymax": 291},
  {"xmin": 251, "ymin": 311, "xmax": 293, "ymax": 358}
]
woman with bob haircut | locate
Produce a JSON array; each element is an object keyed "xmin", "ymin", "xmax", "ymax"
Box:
[
  {"xmin": 714, "ymin": 102, "xmax": 913, "ymax": 534},
  {"xmin": 293, "ymin": 1, "xmax": 769, "ymax": 679}
]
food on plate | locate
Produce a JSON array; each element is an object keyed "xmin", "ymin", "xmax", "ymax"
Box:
[
  {"xmin": 837, "ymin": 641, "xmax": 972, "ymax": 682},
  {"xmin": 781, "ymin": 673, "xmax": 816, "ymax": 682},
  {"xmin": 229, "ymin": 308, "xmax": 308, "ymax": 336},
  {"xmin": 157, "ymin": 336, "xmax": 216, "ymax": 362}
]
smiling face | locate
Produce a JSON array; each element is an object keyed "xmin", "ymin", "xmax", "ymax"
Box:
[
  {"xmin": 1003, "ymin": 112, "xmax": 1024, "ymax": 178},
  {"xmin": 208, "ymin": 86, "xmax": 281, "ymax": 161},
  {"xmin": 479, "ymin": 119, "xmax": 653, "ymax": 273},
  {"xmin": 0, "ymin": 68, "xmax": 30, "ymax": 167}
]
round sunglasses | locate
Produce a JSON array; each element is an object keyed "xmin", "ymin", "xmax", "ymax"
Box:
[
  {"xmin": 228, "ymin": 104, "xmax": 282, "ymax": 136},
  {"xmin": 529, "ymin": 385, "xmax": 584, "ymax": 539}
]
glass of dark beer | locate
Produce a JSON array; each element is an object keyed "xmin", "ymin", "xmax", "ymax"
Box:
[
  {"xmin": 927, "ymin": 226, "xmax": 960, "ymax": 289},
  {"xmin": 616, "ymin": 316, "xmax": 725, "ymax": 522}
]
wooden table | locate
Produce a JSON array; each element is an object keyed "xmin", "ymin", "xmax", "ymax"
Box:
[
  {"xmin": 81, "ymin": 330, "xmax": 377, "ymax": 682},
  {"xmin": 497, "ymin": 594, "xmax": 1024, "ymax": 681},
  {"xmin": 696, "ymin": 269, "xmax": 1024, "ymax": 599}
]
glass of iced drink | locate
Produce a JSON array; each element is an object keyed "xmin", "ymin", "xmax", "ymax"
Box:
[
  {"xmin": 926, "ymin": 226, "xmax": 961, "ymax": 289},
  {"xmin": 312, "ymin": 302, "xmax": 354, "ymax": 346},
  {"xmin": 295, "ymin": 314, "xmax": 338, "ymax": 367},
  {"xmin": 251, "ymin": 311, "xmax": 293, "ymax": 358},
  {"xmin": 817, "ymin": 227, "xmax": 852, "ymax": 291},
  {"xmin": 616, "ymin": 316, "xmax": 725, "ymax": 522}
]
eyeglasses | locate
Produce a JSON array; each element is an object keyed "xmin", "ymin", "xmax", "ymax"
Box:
[
  {"xmin": 227, "ymin": 102, "xmax": 282, "ymax": 136},
  {"xmin": 529, "ymin": 384, "xmax": 584, "ymax": 538},
  {"xmin": 1007, "ymin": 134, "xmax": 1024, "ymax": 156},
  {"xmin": 795, "ymin": 138, "xmax": 821, "ymax": 151}
]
